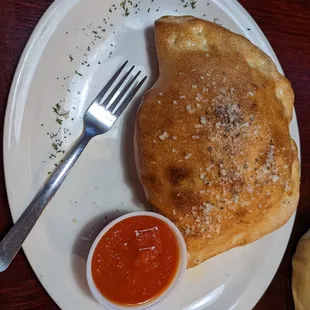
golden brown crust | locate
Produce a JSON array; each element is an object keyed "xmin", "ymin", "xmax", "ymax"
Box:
[{"xmin": 135, "ymin": 16, "xmax": 300, "ymax": 268}]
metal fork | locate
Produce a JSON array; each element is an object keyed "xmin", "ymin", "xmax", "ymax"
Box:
[{"xmin": 0, "ymin": 61, "xmax": 147, "ymax": 272}]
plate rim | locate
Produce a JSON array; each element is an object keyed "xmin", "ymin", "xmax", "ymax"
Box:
[
  {"xmin": 2, "ymin": 1, "xmax": 300, "ymax": 309},
  {"xmin": 3, "ymin": 0, "xmax": 74, "ymax": 208}
]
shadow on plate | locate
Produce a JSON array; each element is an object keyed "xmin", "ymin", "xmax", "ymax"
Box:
[
  {"xmin": 71, "ymin": 209, "xmax": 129, "ymax": 299},
  {"xmin": 144, "ymin": 25, "xmax": 160, "ymax": 86},
  {"xmin": 120, "ymin": 25, "xmax": 158, "ymax": 209}
]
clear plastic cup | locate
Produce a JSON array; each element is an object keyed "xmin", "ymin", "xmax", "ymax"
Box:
[{"xmin": 86, "ymin": 211, "xmax": 187, "ymax": 310}]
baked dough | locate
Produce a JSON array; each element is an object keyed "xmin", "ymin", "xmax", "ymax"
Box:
[
  {"xmin": 135, "ymin": 16, "xmax": 300, "ymax": 267},
  {"xmin": 292, "ymin": 229, "xmax": 310, "ymax": 310}
]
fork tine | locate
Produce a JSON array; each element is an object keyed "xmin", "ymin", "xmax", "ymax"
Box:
[
  {"xmin": 108, "ymin": 70, "xmax": 141, "ymax": 112},
  {"xmin": 101, "ymin": 65, "xmax": 135, "ymax": 108},
  {"xmin": 92, "ymin": 60, "xmax": 128, "ymax": 106},
  {"xmin": 114, "ymin": 75, "xmax": 147, "ymax": 118}
]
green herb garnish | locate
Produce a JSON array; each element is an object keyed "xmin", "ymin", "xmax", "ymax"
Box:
[
  {"xmin": 75, "ymin": 70, "xmax": 83, "ymax": 76},
  {"xmin": 190, "ymin": 0, "xmax": 196, "ymax": 9},
  {"xmin": 120, "ymin": 1, "xmax": 130, "ymax": 16},
  {"xmin": 50, "ymin": 132, "xmax": 58, "ymax": 139},
  {"xmin": 120, "ymin": 1, "xmax": 126, "ymax": 10}
]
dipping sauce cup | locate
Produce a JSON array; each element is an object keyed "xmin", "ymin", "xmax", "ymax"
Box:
[{"xmin": 87, "ymin": 211, "xmax": 187, "ymax": 310}]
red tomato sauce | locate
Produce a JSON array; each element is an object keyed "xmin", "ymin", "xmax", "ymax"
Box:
[{"xmin": 91, "ymin": 215, "xmax": 180, "ymax": 306}]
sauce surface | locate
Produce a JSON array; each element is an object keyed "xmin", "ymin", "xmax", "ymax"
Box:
[{"xmin": 91, "ymin": 215, "xmax": 180, "ymax": 306}]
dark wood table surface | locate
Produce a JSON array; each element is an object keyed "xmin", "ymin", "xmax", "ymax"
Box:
[{"xmin": 0, "ymin": 0, "xmax": 309, "ymax": 309}]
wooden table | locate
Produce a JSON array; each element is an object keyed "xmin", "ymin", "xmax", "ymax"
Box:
[{"xmin": 0, "ymin": 0, "xmax": 309, "ymax": 309}]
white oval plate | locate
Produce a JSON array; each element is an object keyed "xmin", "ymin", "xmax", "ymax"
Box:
[{"xmin": 4, "ymin": 0, "xmax": 300, "ymax": 310}]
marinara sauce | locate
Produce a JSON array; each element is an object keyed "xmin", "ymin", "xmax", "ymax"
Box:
[{"xmin": 91, "ymin": 215, "xmax": 180, "ymax": 306}]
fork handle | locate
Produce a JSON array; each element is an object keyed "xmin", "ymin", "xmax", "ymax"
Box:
[{"xmin": 0, "ymin": 131, "xmax": 93, "ymax": 272}]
